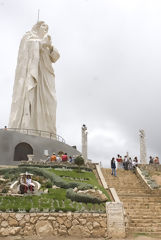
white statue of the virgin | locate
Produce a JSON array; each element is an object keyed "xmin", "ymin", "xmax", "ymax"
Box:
[{"xmin": 8, "ymin": 21, "xmax": 60, "ymax": 135}]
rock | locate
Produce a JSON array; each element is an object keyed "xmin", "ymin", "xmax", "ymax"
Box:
[
  {"xmin": 2, "ymin": 213, "xmax": 9, "ymax": 220},
  {"xmin": 19, "ymin": 219, "xmax": 26, "ymax": 226},
  {"xmin": 73, "ymin": 187, "xmax": 78, "ymax": 192},
  {"xmin": 57, "ymin": 216, "xmax": 64, "ymax": 224},
  {"xmin": 52, "ymin": 185, "xmax": 60, "ymax": 189},
  {"xmin": 10, "ymin": 227, "xmax": 21, "ymax": 235},
  {"xmin": 30, "ymin": 213, "xmax": 37, "ymax": 217},
  {"xmin": 92, "ymin": 228, "xmax": 106, "ymax": 237},
  {"xmin": 100, "ymin": 219, "xmax": 107, "ymax": 228},
  {"xmin": 0, "ymin": 227, "xmax": 21, "ymax": 236},
  {"xmin": 64, "ymin": 219, "xmax": 72, "ymax": 228},
  {"xmin": 86, "ymin": 222, "xmax": 93, "ymax": 231},
  {"xmin": 68, "ymin": 225, "xmax": 90, "ymax": 237},
  {"xmin": 44, "ymin": 189, "xmax": 48, "ymax": 193},
  {"xmin": 24, "ymin": 214, "xmax": 30, "ymax": 222},
  {"xmin": 77, "ymin": 189, "xmax": 108, "ymax": 202},
  {"xmin": 52, "ymin": 220, "xmax": 59, "ymax": 228},
  {"xmin": 79, "ymin": 218, "xmax": 86, "ymax": 225},
  {"xmin": 93, "ymin": 213, "xmax": 99, "ymax": 217},
  {"xmin": 39, "ymin": 216, "xmax": 47, "ymax": 220},
  {"xmin": 48, "ymin": 216, "xmax": 56, "ymax": 220},
  {"xmin": 0, "ymin": 177, "xmax": 6, "ymax": 182},
  {"xmin": 93, "ymin": 221, "xmax": 100, "ymax": 228},
  {"xmin": 58, "ymin": 225, "xmax": 67, "ymax": 235},
  {"xmin": 1, "ymin": 220, "xmax": 8, "ymax": 227},
  {"xmin": 35, "ymin": 220, "xmax": 53, "ymax": 235},
  {"xmin": 0, "ymin": 228, "xmax": 8, "ymax": 236},
  {"xmin": 72, "ymin": 219, "xmax": 79, "ymax": 225},
  {"xmin": 15, "ymin": 213, "xmax": 24, "ymax": 221},
  {"xmin": 8, "ymin": 217, "xmax": 18, "ymax": 226},
  {"xmin": 24, "ymin": 225, "xmax": 35, "ymax": 235},
  {"xmin": 30, "ymin": 217, "xmax": 37, "ymax": 224}
]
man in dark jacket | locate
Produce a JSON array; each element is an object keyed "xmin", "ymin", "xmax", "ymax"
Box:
[{"xmin": 111, "ymin": 157, "xmax": 116, "ymax": 176}]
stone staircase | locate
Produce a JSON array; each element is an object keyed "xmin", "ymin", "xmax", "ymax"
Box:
[{"xmin": 102, "ymin": 168, "xmax": 161, "ymax": 235}]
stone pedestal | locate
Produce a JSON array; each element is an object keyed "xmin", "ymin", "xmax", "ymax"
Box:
[
  {"xmin": 106, "ymin": 202, "xmax": 126, "ymax": 238},
  {"xmin": 27, "ymin": 155, "xmax": 34, "ymax": 162}
]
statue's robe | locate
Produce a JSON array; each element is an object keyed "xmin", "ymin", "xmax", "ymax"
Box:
[{"xmin": 8, "ymin": 32, "xmax": 60, "ymax": 135}]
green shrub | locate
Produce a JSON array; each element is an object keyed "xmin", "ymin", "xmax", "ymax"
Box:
[
  {"xmin": 77, "ymin": 183, "xmax": 93, "ymax": 190},
  {"xmin": 19, "ymin": 163, "xmax": 92, "ymax": 172},
  {"xmin": 13, "ymin": 207, "xmax": 19, "ymax": 212},
  {"xmin": 25, "ymin": 206, "xmax": 31, "ymax": 213},
  {"xmin": 45, "ymin": 181, "xmax": 52, "ymax": 188},
  {"xmin": 74, "ymin": 156, "xmax": 84, "ymax": 172},
  {"xmin": 2, "ymin": 188, "xmax": 8, "ymax": 193},
  {"xmin": 66, "ymin": 188, "xmax": 102, "ymax": 204}
]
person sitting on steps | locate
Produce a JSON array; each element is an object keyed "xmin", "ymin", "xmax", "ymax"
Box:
[{"xmin": 50, "ymin": 152, "xmax": 57, "ymax": 162}]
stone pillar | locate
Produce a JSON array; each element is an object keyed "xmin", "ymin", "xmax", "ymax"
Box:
[
  {"xmin": 82, "ymin": 124, "xmax": 88, "ymax": 164},
  {"xmin": 139, "ymin": 129, "xmax": 147, "ymax": 164}
]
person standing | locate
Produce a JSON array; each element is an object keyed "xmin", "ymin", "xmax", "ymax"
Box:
[
  {"xmin": 149, "ymin": 156, "xmax": 153, "ymax": 164},
  {"xmin": 111, "ymin": 157, "xmax": 116, "ymax": 176},
  {"xmin": 124, "ymin": 155, "xmax": 129, "ymax": 170}
]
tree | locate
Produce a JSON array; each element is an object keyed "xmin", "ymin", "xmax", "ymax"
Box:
[{"xmin": 74, "ymin": 156, "xmax": 84, "ymax": 172}]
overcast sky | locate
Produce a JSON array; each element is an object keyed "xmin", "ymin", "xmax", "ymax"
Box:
[{"xmin": 0, "ymin": 0, "xmax": 161, "ymax": 167}]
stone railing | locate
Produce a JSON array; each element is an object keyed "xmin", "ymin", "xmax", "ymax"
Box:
[
  {"xmin": 0, "ymin": 212, "xmax": 107, "ymax": 237},
  {"xmin": 135, "ymin": 167, "xmax": 152, "ymax": 192},
  {"xmin": 95, "ymin": 164, "xmax": 108, "ymax": 189},
  {"xmin": 2, "ymin": 128, "xmax": 65, "ymax": 143},
  {"xmin": 136, "ymin": 165, "xmax": 161, "ymax": 194}
]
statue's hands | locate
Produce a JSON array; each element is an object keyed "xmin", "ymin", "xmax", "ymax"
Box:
[{"xmin": 42, "ymin": 35, "xmax": 53, "ymax": 52}]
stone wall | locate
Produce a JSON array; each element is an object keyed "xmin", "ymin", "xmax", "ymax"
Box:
[
  {"xmin": 0, "ymin": 212, "xmax": 107, "ymax": 237},
  {"xmin": 140, "ymin": 164, "xmax": 161, "ymax": 171}
]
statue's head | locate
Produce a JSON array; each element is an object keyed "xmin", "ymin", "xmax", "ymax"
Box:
[{"xmin": 32, "ymin": 21, "xmax": 48, "ymax": 38}]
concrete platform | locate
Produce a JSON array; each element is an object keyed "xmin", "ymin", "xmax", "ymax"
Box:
[{"xmin": 0, "ymin": 129, "xmax": 80, "ymax": 165}]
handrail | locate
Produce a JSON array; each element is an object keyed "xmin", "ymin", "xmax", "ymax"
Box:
[{"xmin": 1, "ymin": 128, "xmax": 65, "ymax": 143}]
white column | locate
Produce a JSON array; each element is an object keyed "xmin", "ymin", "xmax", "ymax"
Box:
[
  {"xmin": 139, "ymin": 129, "xmax": 147, "ymax": 164},
  {"xmin": 82, "ymin": 124, "xmax": 88, "ymax": 164}
]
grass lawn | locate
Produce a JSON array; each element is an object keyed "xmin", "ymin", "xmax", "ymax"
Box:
[{"xmin": 48, "ymin": 168, "xmax": 110, "ymax": 200}]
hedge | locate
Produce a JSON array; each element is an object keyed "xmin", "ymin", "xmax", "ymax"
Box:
[
  {"xmin": 19, "ymin": 163, "xmax": 92, "ymax": 172},
  {"xmin": 66, "ymin": 188, "xmax": 103, "ymax": 204}
]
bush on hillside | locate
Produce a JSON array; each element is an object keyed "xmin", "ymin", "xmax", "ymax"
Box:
[
  {"xmin": 45, "ymin": 181, "xmax": 52, "ymax": 188},
  {"xmin": 74, "ymin": 156, "xmax": 84, "ymax": 172},
  {"xmin": 19, "ymin": 163, "xmax": 92, "ymax": 172},
  {"xmin": 66, "ymin": 188, "xmax": 102, "ymax": 204}
]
